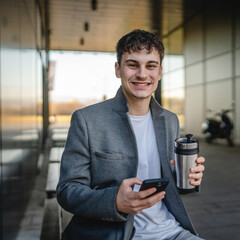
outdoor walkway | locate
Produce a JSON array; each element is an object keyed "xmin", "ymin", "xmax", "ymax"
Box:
[
  {"xmin": 15, "ymin": 136, "xmax": 240, "ymax": 240},
  {"xmin": 182, "ymin": 140, "xmax": 240, "ymax": 240}
]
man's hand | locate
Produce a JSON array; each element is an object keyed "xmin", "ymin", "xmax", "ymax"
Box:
[
  {"xmin": 170, "ymin": 157, "xmax": 205, "ymax": 186},
  {"xmin": 116, "ymin": 178, "xmax": 165, "ymax": 214}
]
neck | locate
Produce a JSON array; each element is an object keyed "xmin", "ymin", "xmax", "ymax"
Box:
[{"xmin": 128, "ymin": 98, "xmax": 151, "ymax": 116}]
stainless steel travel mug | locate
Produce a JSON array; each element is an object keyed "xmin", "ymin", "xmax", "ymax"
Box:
[{"xmin": 174, "ymin": 134, "xmax": 199, "ymax": 190}]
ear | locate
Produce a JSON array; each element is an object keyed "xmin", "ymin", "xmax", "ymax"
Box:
[
  {"xmin": 158, "ymin": 66, "xmax": 162, "ymax": 82},
  {"xmin": 115, "ymin": 62, "xmax": 121, "ymax": 78}
]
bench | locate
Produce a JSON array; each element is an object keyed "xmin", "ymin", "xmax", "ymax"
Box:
[
  {"xmin": 49, "ymin": 147, "xmax": 64, "ymax": 163},
  {"xmin": 40, "ymin": 198, "xmax": 73, "ymax": 240},
  {"xmin": 46, "ymin": 162, "xmax": 60, "ymax": 198},
  {"xmin": 40, "ymin": 147, "xmax": 73, "ymax": 240},
  {"xmin": 40, "ymin": 198, "xmax": 61, "ymax": 240},
  {"xmin": 51, "ymin": 128, "xmax": 68, "ymax": 147},
  {"xmin": 46, "ymin": 146, "xmax": 64, "ymax": 197}
]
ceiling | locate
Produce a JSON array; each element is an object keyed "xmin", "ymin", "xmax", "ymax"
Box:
[{"xmin": 48, "ymin": 0, "xmax": 202, "ymax": 53}]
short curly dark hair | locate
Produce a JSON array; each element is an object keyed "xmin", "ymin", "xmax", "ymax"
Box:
[{"xmin": 116, "ymin": 29, "xmax": 164, "ymax": 65}]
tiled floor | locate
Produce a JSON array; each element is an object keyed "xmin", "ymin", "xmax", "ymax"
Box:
[
  {"xmin": 182, "ymin": 140, "xmax": 240, "ymax": 240},
  {"xmin": 14, "ymin": 151, "xmax": 49, "ymax": 240}
]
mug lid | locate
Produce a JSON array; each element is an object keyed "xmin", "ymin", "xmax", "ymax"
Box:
[{"xmin": 175, "ymin": 134, "xmax": 199, "ymax": 149}]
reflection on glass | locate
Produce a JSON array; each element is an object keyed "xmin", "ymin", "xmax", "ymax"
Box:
[
  {"xmin": 162, "ymin": 55, "xmax": 185, "ymax": 129},
  {"xmin": 0, "ymin": 0, "xmax": 44, "ymax": 238}
]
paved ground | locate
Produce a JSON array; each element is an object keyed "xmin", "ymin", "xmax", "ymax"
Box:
[
  {"xmin": 15, "ymin": 138, "xmax": 240, "ymax": 240},
  {"xmin": 14, "ymin": 147, "xmax": 50, "ymax": 240},
  {"xmin": 182, "ymin": 140, "xmax": 240, "ymax": 240}
]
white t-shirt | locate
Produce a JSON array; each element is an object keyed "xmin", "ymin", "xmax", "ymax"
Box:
[{"xmin": 129, "ymin": 110, "xmax": 182, "ymax": 240}]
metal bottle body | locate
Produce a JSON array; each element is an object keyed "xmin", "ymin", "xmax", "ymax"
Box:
[
  {"xmin": 175, "ymin": 153, "xmax": 198, "ymax": 189},
  {"xmin": 174, "ymin": 135, "xmax": 199, "ymax": 190}
]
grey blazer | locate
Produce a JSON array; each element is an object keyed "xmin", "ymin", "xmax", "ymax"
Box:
[{"xmin": 57, "ymin": 87, "xmax": 197, "ymax": 240}]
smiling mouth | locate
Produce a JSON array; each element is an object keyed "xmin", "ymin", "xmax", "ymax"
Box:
[{"xmin": 132, "ymin": 82, "xmax": 151, "ymax": 86}]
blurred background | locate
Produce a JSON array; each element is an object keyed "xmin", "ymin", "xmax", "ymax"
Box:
[{"xmin": 0, "ymin": 0, "xmax": 240, "ymax": 239}]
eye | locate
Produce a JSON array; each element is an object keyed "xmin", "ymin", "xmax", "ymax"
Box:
[
  {"xmin": 128, "ymin": 63, "xmax": 137, "ymax": 68},
  {"xmin": 147, "ymin": 64, "xmax": 157, "ymax": 69}
]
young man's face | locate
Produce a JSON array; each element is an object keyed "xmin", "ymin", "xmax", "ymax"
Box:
[{"xmin": 115, "ymin": 48, "xmax": 162, "ymax": 104}]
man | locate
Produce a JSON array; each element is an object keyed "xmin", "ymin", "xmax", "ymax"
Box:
[{"xmin": 57, "ymin": 29, "xmax": 205, "ymax": 240}]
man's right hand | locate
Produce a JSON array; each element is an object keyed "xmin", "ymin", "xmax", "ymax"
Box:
[{"xmin": 116, "ymin": 178, "xmax": 166, "ymax": 214}]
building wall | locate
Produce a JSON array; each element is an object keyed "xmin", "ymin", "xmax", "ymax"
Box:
[
  {"xmin": 0, "ymin": 0, "xmax": 48, "ymax": 238},
  {"xmin": 162, "ymin": 0, "xmax": 240, "ymax": 143}
]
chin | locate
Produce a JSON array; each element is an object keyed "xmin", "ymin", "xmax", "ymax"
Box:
[{"xmin": 132, "ymin": 93, "xmax": 151, "ymax": 100}]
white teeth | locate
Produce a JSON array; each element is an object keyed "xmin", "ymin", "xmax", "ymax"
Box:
[{"xmin": 134, "ymin": 83, "xmax": 148, "ymax": 86}]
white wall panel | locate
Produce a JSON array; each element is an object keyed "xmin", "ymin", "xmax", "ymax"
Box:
[
  {"xmin": 235, "ymin": 77, "xmax": 240, "ymax": 142},
  {"xmin": 162, "ymin": 69, "xmax": 184, "ymax": 91},
  {"xmin": 186, "ymin": 62, "xmax": 203, "ymax": 86},
  {"xmin": 206, "ymin": 79, "xmax": 232, "ymax": 111},
  {"xmin": 236, "ymin": 49, "xmax": 240, "ymax": 76},
  {"xmin": 206, "ymin": 53, "xmax": 232, "ymax": 82},
  {"xmin": 184, "ymin": 85, "xmax": 204, "ymax": 137}
]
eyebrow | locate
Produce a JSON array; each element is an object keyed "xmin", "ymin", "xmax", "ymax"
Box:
[{"xmin": 125, "ymin": 59, "xmax": 159, "ymax": 64}]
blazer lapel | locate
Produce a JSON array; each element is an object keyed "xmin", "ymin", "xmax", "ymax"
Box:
[
  {"xmin": 150, "ymin": 98, "xmax": 173, "ymax": 179},
  {"xmin": 151, "ymin": 99, "xmax": 197, "ymax": 235},
  {"xmin": 152, "ymin": 113, "xmax": 173, "ymax": 179}
]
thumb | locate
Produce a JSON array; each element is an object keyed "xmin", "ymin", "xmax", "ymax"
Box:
[
  {"xmin": 121, "ymin": 177, "xmax": 143, "ymax": 189},
  {"xmin": 170, "ymin": 160, "xmax": 175, "ymax": 166}
]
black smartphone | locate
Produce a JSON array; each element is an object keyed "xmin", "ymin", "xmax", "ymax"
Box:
[{"xmin": 139, "ymin": 178, "xmax": 169, "ymax": 198}]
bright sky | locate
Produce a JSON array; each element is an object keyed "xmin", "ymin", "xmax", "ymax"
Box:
[{"xmin": 49, "ymin": 51, "xmax": 121, "ymax": 104}]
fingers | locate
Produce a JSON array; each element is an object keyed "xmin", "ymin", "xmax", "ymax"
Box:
[
  {"xmin": 189, "ymin": 178, "xmax": 202, "ymax": 186},
  {"xmin": 190, "ymin": 164, "xmax": 205, "ymax": 173},
  {"xmin": 137, "ymin": 187, "xmax": 157, "ymax": 199},
  {"xmin": 116, "ymin": 178, "xmax": 142, "ymax": 213},
  {"xmin": 196, "ymin": 156, "xmax": 205, "ymax": 164},
  {"xmin": 189, "ymin": 172, "xmax": 203, "ymax": 180},
  {"xmin": 191, "ymin": 156, "xmax": 205, "ymax": 173},
  {"xmin": 130, "ymin": 191, "xmax": 166, "ymax": 214},
  {"xmin": 116, "ymin": 178, "xmax": 166, "ymax": 214},
  {"xmin": 188, "ymin": 156, "xmax": 205, "ymax": 186},
  {"xmin": 122, "ymin": 177, "xmax": 143, "ymax": 188},
  {"xmin": 170, "ymin": 160, "xmax": 175, "ymax": 166},
  {"xmin": 188, "ymin": 172, "xmax": 203, "ymax": 185}
]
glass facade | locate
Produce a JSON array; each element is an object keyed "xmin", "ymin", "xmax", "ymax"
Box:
[
  {"xmin": 162, "ymin": 54, "xmax": 185, "ymax": 129},
  {"xmin": 0, "ymin": 0, "xmax": 48, "ymax": 238}
]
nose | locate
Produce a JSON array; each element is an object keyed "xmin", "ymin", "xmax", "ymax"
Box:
[{"xmin": 136, "ymin": 66, "xmax": 147, "ymax": 79}]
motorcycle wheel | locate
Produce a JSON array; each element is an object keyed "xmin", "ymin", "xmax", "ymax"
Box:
[
  {"xmin": 226, "ymin": 137, "xmax": 234, "ymax": 147},
  {"xmin": 206, "ymin": 136, "xmax": 214, "ymax": 143}
]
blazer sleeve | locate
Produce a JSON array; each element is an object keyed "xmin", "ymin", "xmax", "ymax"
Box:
[{"xmin": 56, "ymin": 110, "xmax": 127, "ymax": 222}]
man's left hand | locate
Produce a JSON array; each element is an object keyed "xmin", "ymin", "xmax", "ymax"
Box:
[{"xmin": 170, "ymin": 157, "xmax": 205, "ymax": 186}]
